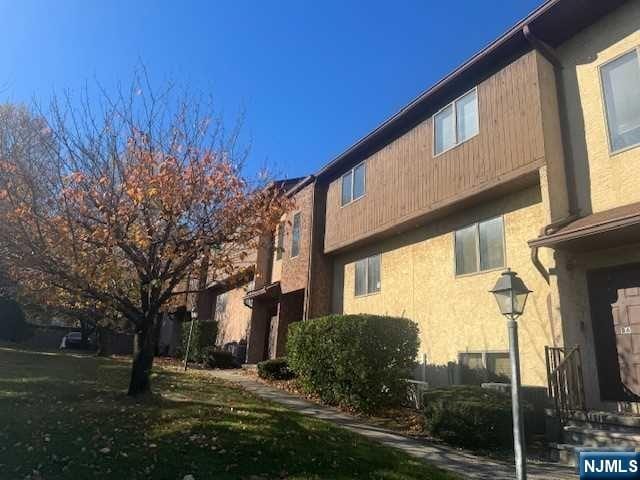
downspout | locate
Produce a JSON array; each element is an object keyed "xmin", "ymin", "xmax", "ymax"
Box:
[
  {"xmin": 523, "ymin": 25, "xmax": 580, "ymax": 284},
  {"xmin": 530, "ymin": 246, "xmax": 550, "ymax": 284},
  {"xmin": 303, "ymin": 178, "xmax": 317, "ymax": 320}
]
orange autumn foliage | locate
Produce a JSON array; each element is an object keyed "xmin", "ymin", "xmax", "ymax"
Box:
[{"xmin": 0, "ymin": 91, "xmax": 290, "ymax": 394}]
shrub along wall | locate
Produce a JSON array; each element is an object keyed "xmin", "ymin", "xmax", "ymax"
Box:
[
  {"xmin": 287, "ymin": 314, "xmax": 419, "ymax": 413},
  {"xmin": 257, "ymin": 358, "xmax": 295, "ymax": 380},
  {"xmin": 423, "ymin": 386, "xmax": 533, "ymax": 449}
]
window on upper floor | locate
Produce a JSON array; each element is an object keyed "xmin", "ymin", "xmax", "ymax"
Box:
[
  {"xmin": 454, "ymin": 216, "xmax": 504, "ymax": 276},
  {"xmin": 341, "ymin": 161, "xmax": 366, "ymax": 206},
  {"xmin": 601, "ymin": 48, "xmax": 640, "ymax": 153},
  {"xmin": 275, "ymin": 222, "xmax": 284, "ymax": 260},
  {"xmin": 290, "ymin": 212, "xmax": 301, "ymax": 258},
  {"xmin": 355, "ymin": 253, "xmax": 381, "ymax": 296},
  {"xmin": 434, "ymin": 88, "xmax": 479, "ymax": 155}
]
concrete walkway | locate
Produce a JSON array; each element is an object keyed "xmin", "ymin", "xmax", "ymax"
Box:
[{"xmin": 207, "ymin": 369, "xmax": 576, "ymax": 480}]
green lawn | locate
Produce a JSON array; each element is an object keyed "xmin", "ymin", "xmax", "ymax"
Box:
[{"xmin": 0, "ymin": 346, "xmax": 457, "ymax": 480}]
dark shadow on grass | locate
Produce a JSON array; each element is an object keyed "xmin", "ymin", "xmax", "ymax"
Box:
[{"xmin": 0, "ymin": 348, "xmax": 455, "ymax": 479}]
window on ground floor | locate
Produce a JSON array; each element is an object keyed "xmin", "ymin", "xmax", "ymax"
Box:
[
  {"xmin": 454, "ymin": 216, "xmax": 505, "ymax": 275},
  {"xmin": 459, "ymin": 351, "xmax": 511, "ymax": 380},
  {"xmin": 355, "ymin": 253, "xmax": 381, "ymax": 296}
]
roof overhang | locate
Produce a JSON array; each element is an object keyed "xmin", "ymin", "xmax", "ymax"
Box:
[
  {"xmin": 529, "ymin": 202, "xmax": 640, "ymax": 251},
  {"xmin": 243, "ymin": 281, "xmax": 281, "ymax": 308},
  {"xmin": 286, "ymin": 175, "xmax": 315, "ymax": 197},
  {"xmin": 314, "ymin": 0, "xmax": 628, "ymax": 182},
  {"xmin": 206, "ymin": 266, "xmax": 255, "ymax": 293},
  {"xmin": 326, "ymin": 165, "xmax": 541, "ymax": 254}
]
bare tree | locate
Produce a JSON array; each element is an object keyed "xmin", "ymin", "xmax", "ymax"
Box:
[{"xmin": 0, "ymin": 79, "xmax": 289, "ymax": 395}]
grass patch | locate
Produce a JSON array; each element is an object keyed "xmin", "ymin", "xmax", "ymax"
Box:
[{"xmin": 0, "ymin": 345, "xmax": 457, "ymax": 480}]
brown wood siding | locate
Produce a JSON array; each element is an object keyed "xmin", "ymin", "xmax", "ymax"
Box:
[{"xmin": 324, "ymin": 51, "xmax": 549, "ymax": 253}]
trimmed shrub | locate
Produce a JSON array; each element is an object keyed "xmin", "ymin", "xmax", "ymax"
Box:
[
  {"xmin": 257, "ymin": 358, "xmax": 295, "ymax": 380},
  {"xmin": 422, "ymin": 386, "xmax": 532, "ymax": 449},
  {"xmin": 287, "ymin": 314, "xmax": 419, "ymax": 413},
  {"xmin": 201, "ymin": 347, "xmax": 237, "ymax": 369}
]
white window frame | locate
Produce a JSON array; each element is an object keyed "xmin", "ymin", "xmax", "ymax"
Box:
[
  {"xmin": 290, "ymin": 212, "xmax": 301, "ymax": 258},
  {"xmin": 453, "ymin": 215, "xmax": 505, "ymax": 277},
  {"xmin": 433, "ymin": 86, "xmax": 479, "ymax": 156},
  {"xmin": 598, "ymin": 46, "xmax": 640, "ymax": 155},
  {"xmin": 458, "ymin": 350, "xmax": 510, "ymax": 375},
  {"xmin": 340, "ymin": 161, "xmax": 366, "ymax": 207},
  {"xmin": 354, "ymin": 253, "xmax": 381, "ymax": 297}
]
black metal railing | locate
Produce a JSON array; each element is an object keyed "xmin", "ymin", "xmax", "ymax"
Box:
[{"xmin": 545, "ymin": 345, "xmax": 586, "ymax": 420}]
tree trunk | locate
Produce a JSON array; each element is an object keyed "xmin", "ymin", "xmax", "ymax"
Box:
[
  {"xmin": 127, "ymin": 320, "xmax": 157, "ymax": 396},
  {"xmin": 80, "ymin": 321, "xmax": 88, "ymax": 350},
  {"xmin": 95, "ymin": 326, "xmax": 106, "ymax": 357}
]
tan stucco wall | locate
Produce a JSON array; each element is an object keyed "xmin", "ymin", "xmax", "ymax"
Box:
[
  {"xmin": 215, "ymin": 282, "xmax": 253, "ymax": 347},
  {"xmin": 558, "ymin": 1, "xmax": 640, "ymax": 215},
  {"xmin": 332, "ymin": 186, "xmax": 558, "ymax": 387}
]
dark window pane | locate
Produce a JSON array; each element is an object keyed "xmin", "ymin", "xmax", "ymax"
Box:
[
  {"xmin": 291, "ymin": 213, "xmax": 301, "ymax": 257},
  {"xmin": 275, "ymin": 223, "xmax": 284, "ymax": 260},
  {"xmin": 487, "ymin": 353, "xmax": 511, "ymax": 378},
  {"xmin": 601, "ymin": 50, "xmax": 640, "ymax": 152},
  {"xmin": 434, "ymin": 104, "xmax": 455, "ymax": 154},
  {"xmin": 341, "ymin": 171, "xmax": 353, "ymax": 206},
  {"xmin": 367, "ymin": 255, "xmax": 380, "ymax": 293},
  {"xmin": 355, "ymin": 259, "xmax": 366, "ymax": 296},
  {"xmin": 456, "ymin": 89, "xmax": 479, "ymax": 142},
  {"xmin": 479, "ymin": 217, "xmax": 504, "ymax": 271},
  {"xmin": 460, "ymin": 352, "xmax": 483, "ymax": 370},
  {"xmin": 353, "ymin": 163, "xmax": 366, "ymax": 199},
  {"xmin": 455, "ymin": 225, "xmax": 478, "ymax": 275}
]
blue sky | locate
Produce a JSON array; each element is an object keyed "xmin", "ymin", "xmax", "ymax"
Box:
[{"xmin": 0, "ymin": 0, "xmax": 542, "ymax": 180}]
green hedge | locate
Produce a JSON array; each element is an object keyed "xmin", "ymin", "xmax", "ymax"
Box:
[
  {"xmin": 257, "ymin": 358, "xmax": 295, "ymax": 380},
  {"xmin": 423, "ymin": 386, "xmax": 532, "ymax": 449},
  {"xmin": 202, "ymin": 347, "xmax": 237, "ymax": 369},
  {"xmin": 176, "ymin": 320, "xmax": 217, "ymax": 362},
  {"xmin": 287, "ymin": 314, "xmax": 419, "ymax": 413}
]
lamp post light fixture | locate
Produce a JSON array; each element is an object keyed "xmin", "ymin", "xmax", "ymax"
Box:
[
  {"xmin": 490, "ymin": 268, "xmax": 532, "ymax": 480},
  {"xmin": 183, "ymin": 310, "xmax": 198, "ymax": 372}
]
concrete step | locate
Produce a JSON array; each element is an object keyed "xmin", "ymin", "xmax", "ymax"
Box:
[
  {"xmin": 564, "ymin": 418, "xmax": 640, "ymax": 435},
  {"xmin": 563, "ymin": 425, "xmax": 640, "ymax": 449},
  {"xmin": 550, "ymin": 443, "xmax": 635, "ymax": 468},
  {"xmin": 563, "ymin": 410, "xmax": 640, "ymax": 430}
]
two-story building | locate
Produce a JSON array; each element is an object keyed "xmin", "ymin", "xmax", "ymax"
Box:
[
  {"xmin": 197, "ymin": 176, "xmax": 332, "ymax": 363},
  {"xmin": 198, "ymin": 0, "xmax": 639, "ymax": 422},
  {"xmin": 312, "ymin": 0, "xmax": 634, "ymax": 415}
]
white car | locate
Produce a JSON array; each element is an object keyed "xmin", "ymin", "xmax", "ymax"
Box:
[{"xmin": 60, "ymin": 332, "xmax": 96, "ymax": 350}]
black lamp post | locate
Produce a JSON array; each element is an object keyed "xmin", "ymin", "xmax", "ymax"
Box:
[
  {"xmin": 183, "ymin": 310, "xmax": 198, "ymax": 372},
  {"xmin": 490, "ymin": 268, "xmax": 532, "ymax": 480}
]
